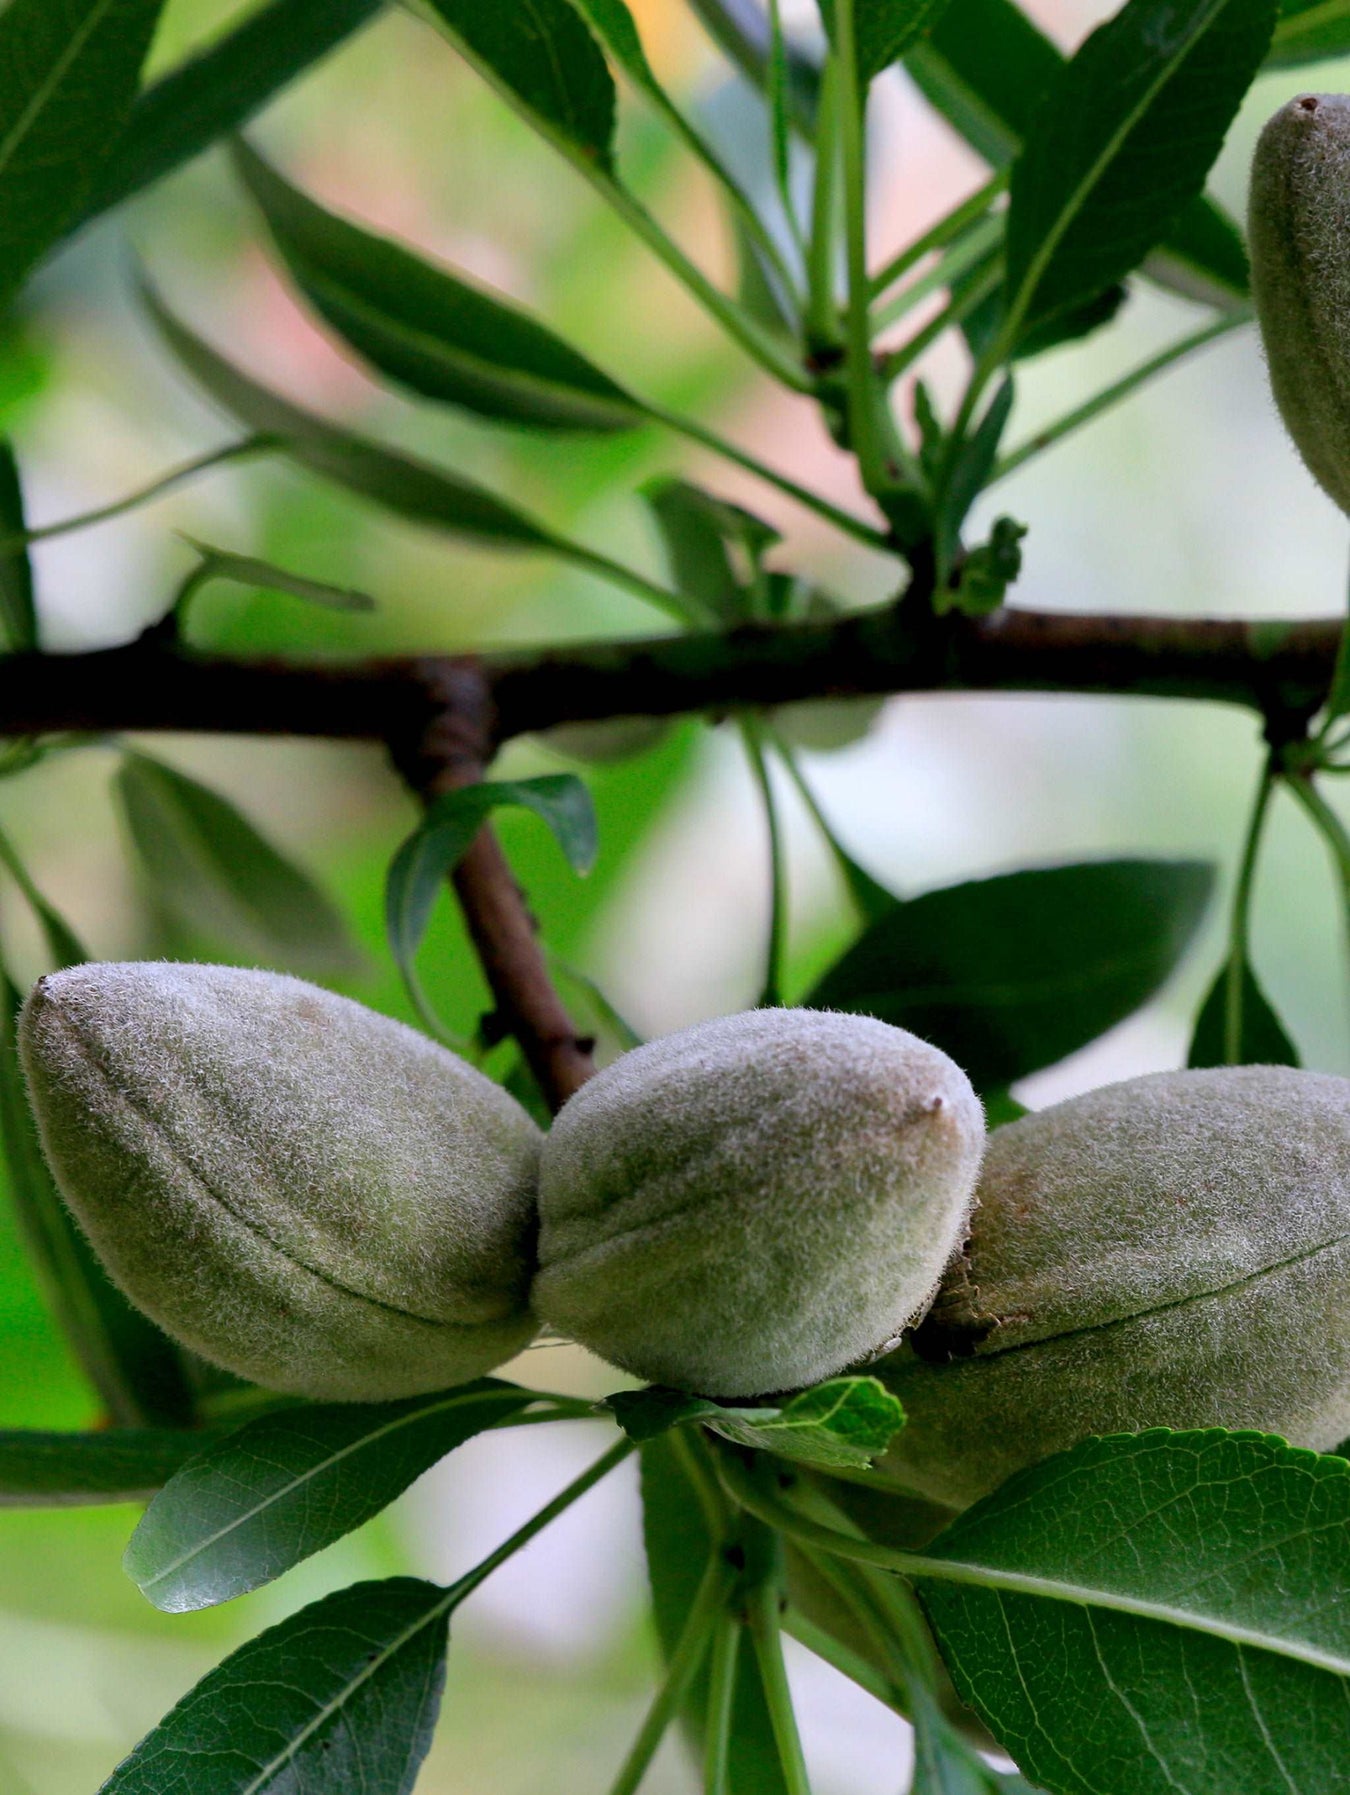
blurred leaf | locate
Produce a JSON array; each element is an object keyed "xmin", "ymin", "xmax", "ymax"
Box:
[
  {"xmin": 233, "ymin": 140, "xmax": 646, "ymax": 433},
  {"xmin": 645, "ymin": 479, "xmax": 780, "ymax": 624},
  {"xmin": 1188, "ymin": 957, "xmax": 1301, "ymax": 1067},
  {"xmin": 0, "ymin": 820, "xmax": 85, "ymax": 969},
  {"xmin": 611, "ymin": 1378, "xmax": 907, "ymax": 1471},
  {"xmin": 75, "ymin": 0, "xmax": 384, "ymax": 231},
  {"xmin": 1002, "ymin": 0, "xmax": 1275, "ymax": 346},
  {"xmin": 918, "ymin": 1431, "xmax": 1350, "ymax": 1795},
  {"xmin": 0, "ymin": 1426, "xmax": 224, "ymax": 1506},
  {"xmin": 144, "ymin": 283, "xmax": 564, "ymax": 552},
  {"xmin": 0, "ymin": 443, "xmax": 35, "ymax": 653},
  {"xmin": 935, "ymin": 376, "xmax": 1014, "ymax": 579},
  {"xmin": 1268, "ymin": 0, "xmax": 1350, "ymax": 66},
  {"xmin": 386, "ymin": 776, "xmax": 596, "ymax": 1010},
  {"xmin": 421, "ymin": 0, "xmax": 617, "ymax": 170},
  {"xmin": 126, "ymin": 1381, "xmax": 539, "ymax": 1612},
  {"xmin": 686, "ymin": 0, "xmax": 821, "ymax": 132},
  {"xmin": 103, "ymin": 1576, "xmax": 449, "ymax": 1794},
  {"xmin": 176, "ymin": 538, "xmax": 377, "ymax": 616},
  {"xmin": 818, "ymin": 0, "xmax": 955, "ymax": 83},
  {"xmin": 908, "ymin": 0, "xmax": 1251, "ymax": 310},
  {"xmin": 0, "ymin": 970, "xmax": 195, "ymax": 1426},
  {"xmin": 641, "ymin": 1434, "xmax": 790, "ymax": 1795},
  {"xmin": 0, "ymin": 0, "xmax": 166, "ymax": 307},
  {"xmin": 808, "ymin": 860, "xmax": 1214, "ymax": 1091},
  {"xmin": 116, "ymin": 751, "xmax": 360, "ymax": 976},
  {"xmin": 941, "ymin": 516, "xmax": 1027, "ymax": 619}
]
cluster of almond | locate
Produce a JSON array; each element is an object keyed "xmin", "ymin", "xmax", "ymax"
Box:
[{"xmin": 19, "ymin": 963, "xmax": 1350, "ymax": 1509}]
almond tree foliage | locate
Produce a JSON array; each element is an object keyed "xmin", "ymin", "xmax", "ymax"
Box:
[{"xmin": 3, "ymin": 2, "xmax": 1350, "ymax": 1792}]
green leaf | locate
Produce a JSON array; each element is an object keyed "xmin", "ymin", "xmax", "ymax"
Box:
[
  {"xmin": 935, "ymin": 376, "xmax": 1014, "ymax": 579},
  {"xmin": 176, "ymin": 538, "xmax": 378, "ymax": 616},
  {"xmin": 908, "ymin": 0, "xmax": 1251, "ymax": 310},
  {"xmin": 819, "ymin": 0, "xmax": 955, "ymax": 83},
  {"xmin": 103, "ymin": 1576, "xmax": 449, "ymax": 1794},
  {"xmin": 0, "ymin": 971, "xmax": 194, "ymax": 1427},
  {"xmin": 917, "ymin": 1431, "xmax": 1350, "ymax": 1795},
  {"xmin": 1002, "ymin": 0, "xmax": 1276, "ymax": 346},
  {"xmin": 421, "ymin": 0, "xmax": 617, "ymax": 171},
  {"xmin": 144, "ymin": 282, "xmax": 563, "ymax": 551},
  {"xmin": 0, "ymin": 442, "xmax": 36, "ymax": 653},
  {"xmin": 0, "ymin": 0, "xmax": 167, "ymax": 307},
  {"xmin": 0, "ymin": 1427, "xmax": 225, "ymax": 1507},
  {"xmin": 1188, "ymin": 957, "xmax": 1301, "ymax": 1067},
  {"xmin": 808, "ymin": 859, "xmax": 1213, "ymax": 1092},
  {"xmin": 385, "ymin": 776, "xmax": 596, "ymax": 1005},
  {"xmin": 644, "ymin": 479, "xmax": 780, "ymax": 625},
  {"xmin": 0, "ymin": 818, "xmax": 86, "ymax": 969},
  {"xmin": 232, "ymin": 140, "xmax": 645, "ymax": 433},
  {"xmin": 126, "ymin": 1380, "xmax": 539, "ymax": 1612},
  {"xmin": 116, "ymin": 750, "xmax": 359, "ymax": 976},
  {"xmin": 1268, "ymin": 0, "xmax": 1350, "ymax": 67},
  {"xmin": 611, "ymin": 1378, "xmax": 907, "ymax": 1471},
  {"xmin": 641, "ymin": 1434, "xmax": 790, "ymax": 1795},
  {"xmin": 75, "ymin": 0, "xmax": 383, "ymax": 233}
]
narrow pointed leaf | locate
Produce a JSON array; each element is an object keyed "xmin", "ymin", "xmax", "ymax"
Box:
[
  {"xmin": 233, "ymin": 140, "xmax": 644, "ymax": 432},
  {"xmin": 918, "ymin": 1431, "xmax": 1350, "ymax": 1795},
  {"xmin": 1188, "ymin": 957, "xmax": 1301, "ymax": 1067},
  {"xmin": 1003, "ymin": 0, "xmax": 1276, "ymax": 344},
  {"xmin": 75, "ymin": 0, "xmax": 384, "ymax": 230},
  {"xmin": 0, "ymin": 444, "xmax": 36, "ymax": 653},
  {"xmin": 126, "ymin": 1380, "xmax": 540, "ymax": 1612},
  {"xmin": 102, "ymin": 1576, "xmax": 449, "ymax": 1795},
  {"xmin": 0, "ymin": 1427, "xmax": 224, "ymax": 1507},
  {"xmin": 421, "ymin": 0, "xmax": 617, "ymax": 171},
  {"xmin": 144, "ymin": 283, "xmax": 563, "ymax": 551},
  {"xmin": 1268, "ymin": 0, "xmax": 1350, "ymax": 67},
  {"xmin": 178, "ymin": 539, "xmax": 377, "ymax": 615},
  {"xmin": 0, "ymin": 0, "xmax": 167, "ymax": 305},
  {"xmin": 818, "ymin": 0, "xmax": 955, "ymax": 83},
  {"xmin": 808, "ymin": 859, "xmax": 1213, "ymax": 1091},
  {"xmin": 116, "ymin": 751, "xmax": 360, "ymax": 976}
]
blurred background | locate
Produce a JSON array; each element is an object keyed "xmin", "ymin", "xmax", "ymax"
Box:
[{"xmin": 0, "ymin": 0, "xmax": 1345, "ymax": 1788}]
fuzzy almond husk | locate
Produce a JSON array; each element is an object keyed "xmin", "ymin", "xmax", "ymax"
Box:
[
  {"xmin": 20, "ymin": 962, "xmax": 542, "ymax": 1400},
  {"xmin": 1250, "ymin": 92, "xmax": 1350, "ymax": 513},
  {"xmin": 533, "ymin": 1008, "xmax": 985, "ymax": 1397},
  {"xmin": 876, "ymin": 1065, "xmax": 1350, "ymax": 1508}
]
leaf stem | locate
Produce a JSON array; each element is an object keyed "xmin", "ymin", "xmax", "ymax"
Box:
[
  {"xmin": 740, "ymin": 713, "xmax": 789, "ymax": 1005},
  {"xmin": 805, "ymin": 62, "xmax": 842, "ymax": 350},
  {"xmin": 703, "ymin": 1612, "xmax": 742, "ymax": 1795},
  {"xmin": 746, "ymin": 1570, "xmax": 814, "ymax": 1795},
  {"xmin": 873, "ymin": 216, "xmax": 1004, "ymax": 337},
  {"xmin": 767, "ymin": 726, "xmax": 893, "ymax": 923},
  {"xmin": 878, "ymin": 260, "xmax": 1002, "ymax": 383},
  {"xmin": 868, "ymin": 173, "xmax": 1007, "ymax": 301},
  {"xmin": 989, "ymin": 310, "xmax": 1251, "ymax": 486},
  {"xmin": 1285, "ymin": 773, "xmax": 1350, "ymax": 969},
  {"xmin": 1223, "ymin": 752, "xmax": 1278, "ymax": 1064}
]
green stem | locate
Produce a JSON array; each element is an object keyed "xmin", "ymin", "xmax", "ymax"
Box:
[
  {"xmin": 767, "ymin": 0, "xmax": 808, "ymax": 265},
  {"xmin": 806, "ymin": 63, "xmax": 842, "ymax": 350},
  {"xmin": 1223, "ymin": 754, "xmax": 1278, "ymax": 1064},
  {"xmin": 873, "ymin": 214, "xmax": 1004, "ymax": 335},
  {"xmin": 781, "ymin": 1605, "xmax": 903, "ymax": 1711},
  {"xmin": 878, "ymin": 261, "xmax": 1002, "ymax": 384},
  {"xmin": 741, "ymin": 714, "xmax": 789, "ymax": 1006},
  {"xmin": 0, "ymin": 437, "xmax": 276, "ymax": 554},
  {"xmin": 767, "ymin": 726, "xmax": 893, "ymax": 923},
  {"xmin": 703, "ymin": 1613, "xmax": 742, "ymax": 1795},
  {"xmin": 565, "ymin": 543, "xmax": 705, "ymax": 625},
  {"xmin": 868, "ymin": 173, "xmax": 1006, "ymax": 300},
  {"xmin": 608, "ymin": 1549, "xmax": 733, "ymax": 1795},
  {"xmin": 644, "ymin": 400, "xmax": 890, "ymax": 549},
  {"xmin": 989, "ymin": 311, "xmax": 1252, "ymax": 486},
  {"xmin": 671, "ymin": 1428, "xmax": 733, "ymax": 1537},
  {"xmin": 1286, "ymin": 774, "xmax": 1350, "ymax": 967},
  {"xmin": 746, "ymin": 1573, "xmax": 814, "ymax": 1795}
]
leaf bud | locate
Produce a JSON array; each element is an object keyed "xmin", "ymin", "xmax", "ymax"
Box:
[
  {"xmin": 877, "ymin": 1066, "xmax": 1350, "ymax": 1507},
  {"xmin": 532, "ymin": 1008, "xmax": 985, "ymax": 1397},
  {"xmin": 20, "ymin": 963, "xmax": 543, "ymax": 1401},
  {"xmin": 1249, "ymin": 92, "xmax": 1350, "ymax": 513}
]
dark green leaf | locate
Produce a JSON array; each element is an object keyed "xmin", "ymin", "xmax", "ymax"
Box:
[
  {"xmin": 0, "ymin": 1427, "xmax": 225, "ymax": 1507},
  {"xmin": 233, "ymin": 140, "xmax": 644, "ymax": 433},
  {"xmin": 819, "ymin": 0, "xmax": 955, "ymax": 83},
  {"xmin": 611, "ymin": 1378, "xmax": 906, "ymax": 1471},
  {"xmin": 644, "ymin": 479, "xmax": 780, "ymax": 625},
  {"xmin": 908, "ymin": 0, "xmax": 1251, "ymax": 310},
  {"xmin": 75, "ymin": 0, "xmax": 384, "ymax": 232},
  {"xmin": 1268, "ymin": 0, "xmax": 1350, "ymax": 67},
  {"xmin": 421, "ymin": 0, "xmax": 616, "ymax": 171},
  {"xmin": 386, "ymin": 776, "xmax": 596, "ymax": 999},
  {"xmin": 1003, "ymin": 0, "xmax": 1276, "ymax": 345},
  {"xmin": 143, "ymin": 282, "xmax": 563, "ymax": 551},
  {"xmin": 0, "ymin": 0, "xmax": 166, "ymax": 306},
  {"xmin": 0, "ymin": 443, "xmax": 36, "ymax": 653},
  {"xmin": 126, "ymin": 1380, "xmax": 538, "ymax": 1612},
  {"xmin": 116, "ymin": 751, "xmax": 359, "ymax": 976},
  {"xmin": 808, "ymin": 859, "xmax": 1213, "ymax": 1091},
  {"xmin": 103, "ymin": 1576, "xmax": 449, "ymax": 1794},
  {"xmin": 177, "ymin": 538, "xmax": 377, "ymax": 615},
  {"xmin": 918, "ymin": 1431, "xmax": 1350, "ymax": 1795},
  {"xmin": 641, "ymin": 1434, "xmax": 790, "ymax": 1795},
  {"xmin": 1188, "ymin": 957, "xmax": 1301, "ymax": 1067}
]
